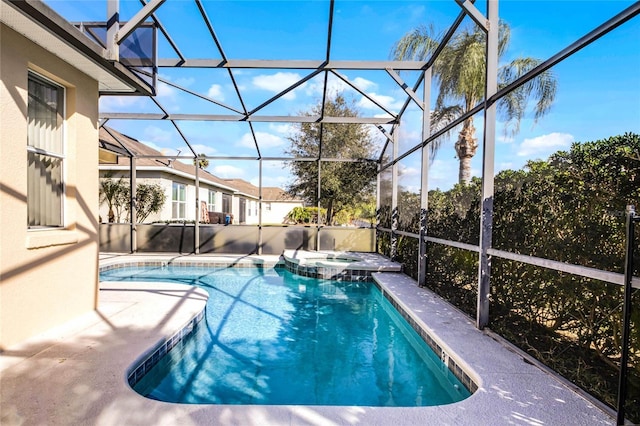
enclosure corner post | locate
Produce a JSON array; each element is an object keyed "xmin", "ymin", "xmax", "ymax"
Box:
[
  {"xmin": 258, "ymin": 159, "xmax": 263, "ymax": 255},
  {"xmin": 375, "ymin": 162, "xmax": 381, "ymax": 253},
  {"xmin": 106, "ymin": 0, "xmax": 120, "ymax": 60},
  {"xmin": 130, "ymin": 157, "xmax": 137, "ymax": 253},
  {"xmin": 390, "ymin": 126, "xmax": 399, "ymax": 261},
  {"xmin": 195, "ymin": 162, "xmax": 200, "ymax": 254},
  {"xmin": 477, "ymin": 0, "xmax": 499, "ymax": 329},
  {"xmin": 418, "ymin": 68, "xmax": 432, "ymax": 287},
  {"xmin": 616, "ymin": 205, "xmax": 638, "ymax": 425}
]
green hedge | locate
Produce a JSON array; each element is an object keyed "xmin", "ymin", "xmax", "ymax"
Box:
[{"xmin": 383, "ymin": 133, "xmax": 640, "ymax": 421}]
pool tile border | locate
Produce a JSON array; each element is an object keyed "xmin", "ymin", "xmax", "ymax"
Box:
[
  {"xmin": 283, "ymin": 258, "xmax": 375, "ymax": 281},
  {"xmin": 371, "ymin": 278, "xmax": 479, "ymax": 394},
  {"xmin": 127, "ymin": 310, "xmax": 205, "ymax": 388},
  {"xmin": 100, "ymin": 259, "xmax": 283, "ymax": 273}
]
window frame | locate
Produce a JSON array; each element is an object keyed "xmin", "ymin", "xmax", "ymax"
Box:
[
  {"xmin": 172, "ymin": 181, "xmax": 187, "ymax": 219},
  {"xmin": 208, "ymin": 189, "xmax": 216, "ymax": 212},
  {"xmin": 27, "ymin": 71, "xmax": 66, "ymax": 230}
]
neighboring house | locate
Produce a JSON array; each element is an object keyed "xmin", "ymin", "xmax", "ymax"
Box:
[
  {"xmin": 99, "ymin": 127, "xmax": 304, "ymax": 225},
  {"xmin": 0, "ymin": 1, "xmax": 151, "ymax": 348},
  {"xmin": 99, "ymin": 127, "xmax": 239, "ymax": 223},
  {"xmin": 262, "ymin": 187, "xmax": 306, "ymax": 225}
]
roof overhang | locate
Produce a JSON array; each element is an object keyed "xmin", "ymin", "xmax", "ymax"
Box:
[
  {"xmin": 98, "ymin": 165, "xmax": 241, "ymax": 194},
  {"xmin": 1, "ymin": 0, "xmax": 152, "ymax": 95}
]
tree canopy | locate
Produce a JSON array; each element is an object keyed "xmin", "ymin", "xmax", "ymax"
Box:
[{"xmin": 285, "ymin": 94, "xmax": 378, "ymax": 225}]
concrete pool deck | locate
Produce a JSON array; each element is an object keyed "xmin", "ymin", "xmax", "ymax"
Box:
[{"xmin": 1, "ymin": 253, "xmax": 616, "ymax": 425}]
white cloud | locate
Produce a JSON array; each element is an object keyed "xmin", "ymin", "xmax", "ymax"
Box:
[
  {"xmin": 144, "ymin": 126, "xmax": 173, "ymax": 143},
  {"xmin": 144, "ymin": 142, "xmax": 178, "ymax": 156},
  {"xmin": 99, "ymin": 96, "xmax": 142, "ymax": 110},
  {"xmin": 353, "ymin": 77, "xmax": 377, "ymax": 91},
  {"xmin": 398, "ymin": 163, "xmax": 421, "ymax": 191},
  {"xmin": 238, "ymin": 133, "xmax": 257, "ymax": 149},
  {"xmin": 212, "ymin": 164, "xmax": 244, "ymax": 178},
  {"xmin": 251, "ymin": 174, "xmax": 289, "ymax": 188},
  {"xmin": 252, "ymin": 72, "xmax": 304, "ymax": 100},
  {"xmin": 398, "ymin": 162, "xmax": 420, "ymax": 178},
  {"xmin": 428, "ymin": 159, "xmax": 459, "ymax": 190},
  {"xmin": 176, "ymin": 77, "xmax": 195, "ymax": 87},
  {"xmin": 207, "ymin": 84, "xmax": 224, "ymax": 100},
  {"xmin": 268, "ymin": 123, "xmax": 293, "ymax": 134},
  {"xmin": 238, "ymin": 131, "xmax": 285, "ymax": 149},
  {"xmin": 304, "ymin": 77, "xmax": 349, "ymax": 97},
  {"xmin": 497, "ymin": 134, "xmax": 515, "ymax": 144},
  {"xmin": 189, "ymin": 143, "xmax": 217, "ymax": 156},
  {"xmin": 497, "ymin": 162, "xmax": 514, "ymax": 172},
  {"xmin": 304, "ymin": 75, "xmax": 377, "ymax": 99},
  {"xmin": 156, "ymin": 80, "xmax": 178, "ymax": 99},
  {"xmin": 517, "ymin": 132, "xmax": 573, "ymax": 157},
  {"xmin": 357, "ymin": 93, "xmax": 403, "ymax": 112},
  {"xmin": 258, "ymin": 161, "xmax": 293, "ymax": 188}
]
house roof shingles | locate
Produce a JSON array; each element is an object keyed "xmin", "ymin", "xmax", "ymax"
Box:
[{"xmin": 99, "ymin": 127, "xmax": 302, "ymax": 202}]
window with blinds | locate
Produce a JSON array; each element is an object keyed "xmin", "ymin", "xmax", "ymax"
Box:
[{"xmin": 27, "ymin": 72, "xmax": 64, "ymax": 228}]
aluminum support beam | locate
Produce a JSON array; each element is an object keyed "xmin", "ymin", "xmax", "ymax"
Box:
[
  {"xmin": 616, "ymin": 205, "xmax": 639, "ymax": 425},
  {"xmin": 156, "ymin": 59, "xmax": 429, "ymax": 70},
  {"xmin": 316, "ymin": 155, "xmax": 322, "ymax": 250},
  {"xmin": 390, "ymin": 126, "xmax": 399, "ymax": 260},
  {"xmin": 386, "ymin": 68, "xmax": 424, "ymax": 111},
  {"xmin": 455, "ymin": 0, "xmax": 489, "ymax": 32},
  {"xmin": 375, "ymin": 162, "xmax": 381, "ymax": 252},
  {"xmin": 426, "ymin": 236, "xmax": 480, "ymax": 253},
  {"xmin": 106, "ymin": 0, "xmax": 119, "ymax": 60},
  {"xmin": 99, "ymin": 112, "xmax": 397, "ymax": 124},
  {"xmin": 116, "ymin": 0, "xmax": 166, "ymax": 44},
  {"xmin": 424, "ymin": 235, "xmax": 640, "ymax": 289},
  {"xmin": 129, "ymin": 157, "xmax": 137, "ymax": 253},
  {"xmin": 135, "ymin": 69, "xmax": 242, "ymax": 114},
  {"xmin": 418, "ymin": 68, "xmax": 432, "ymax": 287},
  {"xmin": 331, "ymin": 70, "xmax": 397, "ymax": 117},
  {"xmin": 477, "ymin": 0, "xmax": 499, "ymax": 329},
  {"xmin": 194, "ymin": 162, "xmax": 200, "ymax": 254},
  {"xmin": 139, "ymin": 0, "xmax": 185, "ymax": 62},
  {"xmin": 258, "ymin": 159, "xmax": 263, "ymax": 255}
]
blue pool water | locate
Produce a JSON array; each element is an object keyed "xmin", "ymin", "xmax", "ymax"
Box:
[{"xmin": 100, "ymin": 265, "xmax": 471, "ymax": 406}]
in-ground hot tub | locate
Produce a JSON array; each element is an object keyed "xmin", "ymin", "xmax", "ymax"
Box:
[{"xmin": 282, "ymin": 250, "xmax": 402, "ymax": 280}]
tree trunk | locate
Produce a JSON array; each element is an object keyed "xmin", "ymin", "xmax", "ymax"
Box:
[
  {"xmin": 454, "ymin": 118, "xmax": 478, "ymax": 185},
  {"xmin": 326, "ymin": 198, "xmax": 334, "ymax": 226},
  {"xmin": 458, "ymin": 156, "xmax": 473, "ymax": 184}
]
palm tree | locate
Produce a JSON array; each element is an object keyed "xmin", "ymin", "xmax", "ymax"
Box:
[
  {"xmin": 99, "ymin": 176, "xmax": 128, "ymax": 222},
  {"xmin": 392, "ymin": 22, "xmax": 557, "ymax": 184},
  {"xmin": 194, "ymin": 153, "xmax": 209, "ymax": 169}
]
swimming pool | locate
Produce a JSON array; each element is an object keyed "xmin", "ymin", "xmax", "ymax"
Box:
[{"xmin": 100, "ymin": 265, "xmax": 471, "ymax": 406}]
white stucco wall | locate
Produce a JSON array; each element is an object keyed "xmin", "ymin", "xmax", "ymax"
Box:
[{"xmin": 263, "ymin": 201, "xmax": 303, "ymax": 224}]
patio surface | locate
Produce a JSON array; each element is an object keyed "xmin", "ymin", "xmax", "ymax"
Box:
[{"xmin": 0, "ymin": 254, "xmax": 616, "ymax": 425}]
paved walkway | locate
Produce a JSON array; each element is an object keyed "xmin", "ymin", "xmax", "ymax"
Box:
[{"xmin": 0, "ymin": 254, "xmax": 616, "ymax": 425}]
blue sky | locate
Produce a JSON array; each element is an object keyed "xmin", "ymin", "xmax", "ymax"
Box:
[{"xmin": 47, "ymin": 0, "xmax": 640, "ymax": 191}]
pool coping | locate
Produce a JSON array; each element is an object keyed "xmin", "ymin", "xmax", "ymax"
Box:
[{"xmin": 0, "ymin": 253, "xmax": 616, "ymax": 425}]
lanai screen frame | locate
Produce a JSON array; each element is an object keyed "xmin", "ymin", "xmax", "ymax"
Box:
[{"xmin": 95, "ymin": 0, "xmax": 640, "ymax": 331}]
